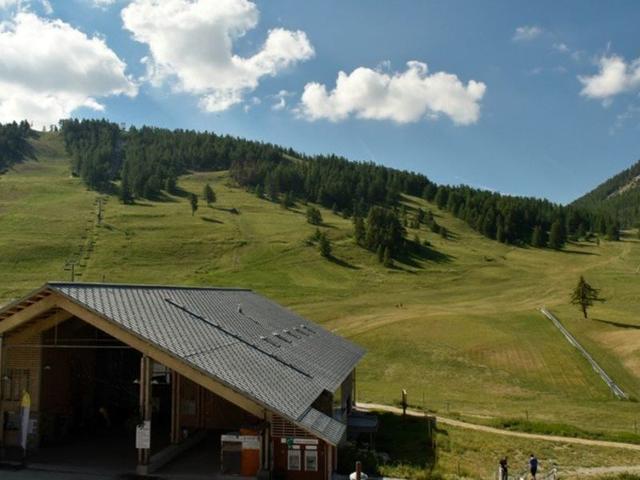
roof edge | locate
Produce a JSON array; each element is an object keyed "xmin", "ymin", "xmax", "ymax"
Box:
[{"xmin": 47, "ymin": 281, "xmax": 251, "ymax": 292}]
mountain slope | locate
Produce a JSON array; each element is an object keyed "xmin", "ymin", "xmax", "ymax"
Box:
[
  {"xmin": 572, "ymin": 159, "xmax": 640, "ymax": 227},
  {"xmin": 1, "ymin": 134, "xmax": 640, "ymax": 451}
]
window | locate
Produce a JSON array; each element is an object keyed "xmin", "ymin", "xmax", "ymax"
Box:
[
  {"xmin": 287, "ymin": 449, "xmax": 301, "ymax": 471},
  {"xmin": 305, "ymin": 449, "xmax": 318, "ymax": 472}
]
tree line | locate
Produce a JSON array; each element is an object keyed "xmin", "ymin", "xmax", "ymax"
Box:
[
  {"xmin": 0, "ymin": 121, "xmax": 35, "ymax": 173},
  {"xmin": 58, "ymin": 119, "xmax": 621, "ymax": 250}
]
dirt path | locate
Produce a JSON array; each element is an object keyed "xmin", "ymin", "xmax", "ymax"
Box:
[
  {"xmin": 571, "ymin": 465, "xmax": 640, "ymax": 477},
  {"xmin": 357, "ymin": 402, "xmax": 640, "ymax": 451}
]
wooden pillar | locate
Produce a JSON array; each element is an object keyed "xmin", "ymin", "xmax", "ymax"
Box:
[
  {"xmin": 0, "ymin": 335, "xmax": 4, "ymax": 452},
  {"xmin": 170, "ymin": 371, "xmax": 181, "ymax": 444},
  {"xmin": 137, "ymin": 355, "xmax": 152, "ymax": 466}
]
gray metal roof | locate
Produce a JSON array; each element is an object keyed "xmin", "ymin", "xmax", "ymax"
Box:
[
  {"xmin": 298, "ymin": 408, "xmax": 346, "ymax": 445},
  {"xmin": 45, "ymin": 282, "xmax": 364, "ymax": 445}
]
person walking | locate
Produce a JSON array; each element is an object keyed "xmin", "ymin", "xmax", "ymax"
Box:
[
  {"xmin": 499, "ymin": 457, "xmax": 508, "ymax": 480},
  {"xmin": 529, "ymin": 454, "xmax": 538, "ymax": 479}
]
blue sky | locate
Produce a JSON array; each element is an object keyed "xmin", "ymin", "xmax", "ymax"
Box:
[{"xmin": 1, "ymin": 1, "xmax": 640, "ymax": 204}]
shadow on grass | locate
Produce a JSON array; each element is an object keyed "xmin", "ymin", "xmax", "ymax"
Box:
[
  {"xmin": 354, "ymin": 411, "xmax": 437, "ymax": 474},
  {"xmin": 327, "ymin": 255, "xmax": 359, "ymax": 269},
  {"xmin": 212, "ymin": 206, "xmax": 240, "ymax": 215},
  {"xmin": 397, "ymin": 242, "xmax": 454, "ymax": 267},
  {"xmin": 562, "ymin": 249, "xmax": 599, "ymax": 256},
  {"xmin": 201, "ymin": 216, "xmax": 223, "ymax": 224},
  {"xmin": 593, "ymin": 318, "xmax": 640, "ymax": 330}
]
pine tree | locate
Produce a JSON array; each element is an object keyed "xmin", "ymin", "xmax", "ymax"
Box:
[
  {"xmin": 606, "ymin": 221, "xmax": 620, "ymax": 241},
  {"xmin": 383, "ymin": 246, "xmax": 393, "ymax": 267},
  {"xmin": 353, "ymin": 216, "xmax": 366, "ymax": 246},
  {"xmin": 165, "ymin": 176, "xmax": 177, "ymax": 195},
  {"xmin": 548, "ymin": 220, "xmax": 565, "ymax": 249},
  {"xmin": 306, "ymin": 206, "xmax": 322, "ymax": 225},
  {"xmin": 204, "ymin": 183, "xmax": 216, "ymax": 206},
  {"xmin": 376, "ymin": 244, "xmax": 384, "ymax": 263},
  {"xmin": 496, "ymin": 222, "xmax": 505, "ymax": 243},
  {"xmin": 255, "ymin": 184, "xmax": 265, "ymax": 199},
  {"xmin": 531, "ymin": 225, "xmax": 546, "ymax": 248},
  {"xmin": 571, "ymin": 276, "xmax": 605, "ymax": 319},
  {"xmin": 189, "ymin": 193, "xmax": 198, "ymax": 216},
  {"xmin": 318, "ymin": 232, "xmax": 332, "ymax": 258},
  {"xmin": 119, "ymin": 175, "xmax": 134, "ymax": 204}
]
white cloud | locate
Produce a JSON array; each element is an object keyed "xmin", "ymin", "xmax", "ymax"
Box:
[
  {"xmin": 298, "ymin": 61, "xmax": 486, "ymax": 125},
  {"xmin": 91, "ymin": 0, "xmax": 116, "ymax": 8},
  {"xmin": 121, "ymin": 0, "xmax": 314, "ymax": 112},
  {"xmin": 0, "ymin": 12, "xmax": 137, "ymax": 127},
  {"xmin": 513, "ymin": 25, "xmax": 543, "ymax": 42},
  {"xmin": 579, "ymin": 54, "xmax": 640, "ymax": 102},
  {"xmin": 271, "ymin": 89, "xmax": 293, "ymax": 111},
  {"xmin": 552, "ymin": 42, "xmax": 570, "ymax": 53},
  {"xmin": 0, "ymin": 0, "xmax": 52, "ymax": 14}
]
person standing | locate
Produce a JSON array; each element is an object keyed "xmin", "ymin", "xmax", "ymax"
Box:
[
  {"xmin": 499, "ymin": 457, "xmax": 508, "ymax": 480},
  {"xmin": 529, "ymin": 454, "xmax": 538, "ymax": 479}
]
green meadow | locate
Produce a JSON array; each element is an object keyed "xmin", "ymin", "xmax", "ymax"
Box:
[{"xmin": 1, "ymin": 133, "xmax": 640, "ymax": 476}]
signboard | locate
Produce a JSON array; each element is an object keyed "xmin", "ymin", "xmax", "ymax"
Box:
[
  {"xmin": 136, "ymin": 421, "xmax": 151, "ymax": 449},
  {"xmin": 281, "ymin": 437, "xmax": 319, "ymax": 446},
  {"xmin": 221, "ymin": 434, "xmax": 261, "ymax": 450}
]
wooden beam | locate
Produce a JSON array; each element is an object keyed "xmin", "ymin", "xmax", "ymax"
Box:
[
  {"xmin": 7, "ymin": 310, "xmax": 73, "ymax": 345},
  {"xmin": 54, "ymin": 295, "xmax": 265, "ymax": 418},
  {"xmin": 0, "ymin": 295, "xmax": 56, "ymax": 335},
  {"xmin": 0, "ymin": 335, "xmax": 4, "ymax": 449},
  {"xmin": 138, "ymin": 355, "xmax": 152, "ymax": 466}
]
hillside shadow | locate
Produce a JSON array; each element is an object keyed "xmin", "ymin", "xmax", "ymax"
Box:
[
  {"xmin": 399, "ymin": 241, "xmax": 454, "ymax": 266},
  {"xmin": 201, "ymin": 216, "xmax": 223, "ymax": 224},
  {"xmin": 212, "ymin": 206, "xmax": 240, "ymax": 215},
  {"xmin": 327, "ymin": 255, "xmax": 359, "ymax": 270},
  {"xmin": 562, "ymin": 249, "xmax": 599, "ymax": 256},
  {"xmin": 593, "ymin": 318, "xmax": 640, "ymax": 330}
]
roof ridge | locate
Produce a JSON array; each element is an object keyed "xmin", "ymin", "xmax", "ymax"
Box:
[{"xmin": 47, "ymin": 281, "xmax": 251, "ymax": 292}]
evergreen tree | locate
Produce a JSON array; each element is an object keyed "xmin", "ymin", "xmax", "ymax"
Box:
[
  {"xmin": 119, "ymin": 175, "xmax": 134, "ymax": 204},
  {"xmin": 165, "ymin": 176, "xmax": 177, "ymax": 194},
  {"xmin": 383, "ymin": 246, "xmax": 393, "ymax": 267},
  {"xmin": 189, "ymin": 193, "xmax": 198, "ymax": 216},
  {"xmin": 548, "ymin": 220, "xmax": 565, "ymax": 249},
  {"xmin": 306, "ymin": 206, "xmax": 323, "ymax": 225},
  {"xmin": 281, "ymin": 191, "xmax": 294, "ymax": 209},
  {"xmin": 496, "ymin": 223, "xmax": 506, "ymax": 243},
  {"xmin": 365, "ymin": 206, "xmax": 406, "ymax": 255},
  {"xmin": 434, "ymin": 187, "xmax": 448, "ymax": 210},
  {"xmin": 376, "ymin": 244, "xmax": 384, "ymax": 263},
  {"xmin": 570, "ymin": 276, "xmax": 605, "ymax": 319},
  {"xmin": 606, "ymin": 221, "xmax": 620, "ymax": 241},
  {"xmin": 353, "ymin": 216, "xmax": 366, "ymax": 246},
  {"xmin": 204, "ymin": 183, "xmax": 216, "ymax": 206},
  {"xmin": 318, "ymin": 232, "xmax": 332, "ymax": 258},
  {"xmin": 531, "ymin": 225, "xmax": 546, "ymax": 248},
  {"xmin": 255, "ymin": 183, "xmax": 265, "ymax": 198}
]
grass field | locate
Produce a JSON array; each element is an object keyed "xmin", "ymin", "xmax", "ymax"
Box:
[
  {"xmin": 1, "ymin": 133, "xmax": 640, "ymax": 476},
  {"xmin": 373, "ymin": 412, "xmax": 640, "ymax": 479}
]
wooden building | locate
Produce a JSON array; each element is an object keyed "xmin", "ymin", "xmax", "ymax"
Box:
[{"xmin": 0, "ymin": 282, "xmax": 364, "ymax": 479}]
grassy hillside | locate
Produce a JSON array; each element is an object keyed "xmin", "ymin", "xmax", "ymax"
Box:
[
  {"xmin": 572, "ymin": 158, "xmax": 640, "ymax": 227},
  {"xmin": 2, "ymin": 134, "xmax": 640, "ymax": 475}
]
